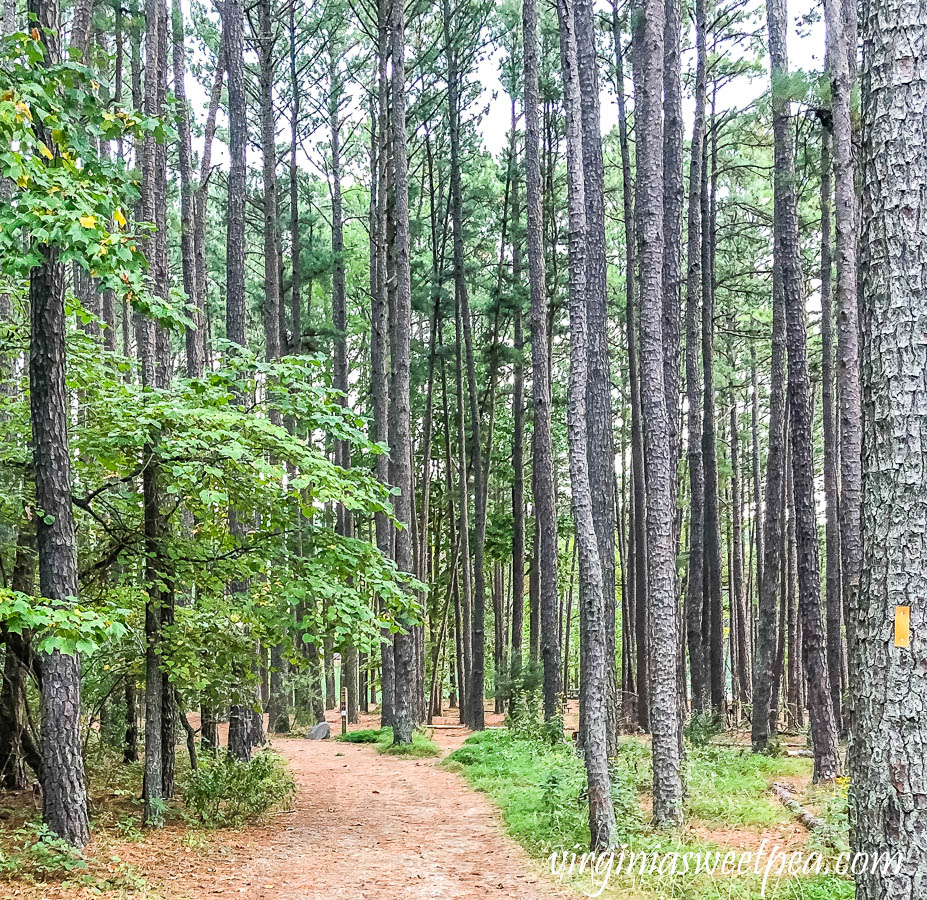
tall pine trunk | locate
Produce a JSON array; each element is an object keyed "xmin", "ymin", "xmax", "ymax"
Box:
[
  {"xmin": 684, "ymin": 0, "xmax": 708, "ymax": 714},
  {"xmin": 765, "ymin": 0, "xmax": 841, "ymax": 780},
  {"xmin": 556, "ymin": 0, "xmax": 617, "ymax": 846},
  {"xmin": 611, "ymin": 7, "xmax": 648, "ymax": 730},
  {"xmin": 523, "ymin": 0, "xmax": 560, "ymax": 722},
  {"xmin": 632, "ymin": 0, "xmax": 684, "ymax": 823},
  {"xmin": 575, "ymin": 0, "xmax": 615, "ymax": 750},
  {"xmin": 819, "ymin": 125, "xmax": 844, "ymax": 729},
  {"xmin": 825, "ymin": 0, "xmax": 861, "ymax": 684},
  {"xmin": 853, "ymin": 2, "xmax": 927, "ymax": 890},
  {"xmin": 27, "ymin": 0, "xmax": 91, "ymax": 845},
  {"xmin": 389, "ymin": 0, "xmax": 417, "ymax": 746}
]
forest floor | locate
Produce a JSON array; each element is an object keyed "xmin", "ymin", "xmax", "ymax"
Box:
[
  {"xmin": 0, "ymin": 706, "xmax": 850, "ymax": 900},
  {"xmin": 142, "ymin": 708, "xmax": 572, "ymax": 899},
  {"xmin": 0, "ymin": 707, "xmax": 571, "ymax": 900}
]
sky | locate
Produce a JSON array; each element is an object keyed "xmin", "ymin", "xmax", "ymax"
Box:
[
  {"xmin": 473, "ymin": 0, "xmax": 826, "ymax": 156},
  {"xmin": 182, "ymin": 0, "xmax": 827, "ymax": 170}
]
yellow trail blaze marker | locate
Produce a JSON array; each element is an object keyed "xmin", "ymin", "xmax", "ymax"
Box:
[{"xmin": 894, "ymin": 605, "xmax": 911, "ymax": 648}]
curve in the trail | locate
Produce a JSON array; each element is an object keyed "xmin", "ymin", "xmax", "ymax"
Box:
[{"xmin": 167, "ymin": 722, "xmax": 572, "ymax": 900}]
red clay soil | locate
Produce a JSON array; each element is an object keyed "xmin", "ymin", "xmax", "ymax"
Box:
[{"xmin": 155, "ymin": 709, "xmax": 571, "ymax": 900}]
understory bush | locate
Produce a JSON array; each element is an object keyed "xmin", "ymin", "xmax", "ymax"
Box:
[
  {"xmin": 181, "ymin": 750, "xmax": 295, "ymax": 827},
  {"xmin": 0, "ymin": 823, "xmax": 89, "ymax": 880}
]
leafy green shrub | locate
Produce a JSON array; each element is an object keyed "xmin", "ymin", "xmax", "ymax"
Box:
[
  {"xmin": 181, "ymin": 750, "xmax": 295, "ymax": 827},
  {"xmin": 0, "ymin": 823, "xmax": 89, "ymax": 880},
  {"xmin": 684, "ymin": 710, "xmax": 722, "ymax": 747},
  {"xmin": 499, "ymin": 661, "xmax": 564, "ymax": 744}
]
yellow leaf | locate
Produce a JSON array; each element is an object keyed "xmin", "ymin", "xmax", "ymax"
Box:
[
  {"xmin": 37, "ymin": 141, "xmax": 53, "ymax": 160},
  {"xmin": 113, "ymin": 208, "xmax": 127, "ymax": 227},
  {"xmin": 14, "ymin": 100, "xmax": 33, "ymax": 121},
  {"xmin": 79, "ymin": 214, "xmax": 97, "ymax": 228}
]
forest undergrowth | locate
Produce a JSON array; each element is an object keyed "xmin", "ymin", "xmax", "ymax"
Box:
[{"xmin": 447, "ymin": 724, "xmax": 853, "ymax": 900}]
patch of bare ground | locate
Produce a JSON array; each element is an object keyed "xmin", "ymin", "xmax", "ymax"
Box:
[
  {"xmin": 153, "ymin": 707, "xmax": 572, "ymax": 899},
  {"xmin": 39, "ymin": 707, "xmax": 567, "ymax": 900}
]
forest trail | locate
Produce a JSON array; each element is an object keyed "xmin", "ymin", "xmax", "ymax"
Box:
[{"xmin": 162, "ymin": 712, "xmax": 572, "ymax": 900}]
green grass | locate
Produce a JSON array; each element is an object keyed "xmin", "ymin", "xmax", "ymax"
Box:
[
  {"xmin": 686, "ymin": 745, "xmax": 812, "ymax": 826},
  {"xmin": 446, "ymin": 728, "xmax": 599, "ymax": 854},
  {"xmin": 446, "ymin": 728, "xmax": 854, "ymax": 900},
  {"xmin": 337, "ymin": 726, "xmax": 440, "ymax": 758}
]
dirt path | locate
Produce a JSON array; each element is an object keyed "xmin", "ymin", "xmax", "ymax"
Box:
[{"xmin": 164, "ymin": 713, "xmax": 571, "ymax": 900}]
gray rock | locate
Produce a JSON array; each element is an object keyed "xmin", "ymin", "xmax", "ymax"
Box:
[{"xmin": 306, "ymin": 722, "xmax": 331, "ymax": 741}]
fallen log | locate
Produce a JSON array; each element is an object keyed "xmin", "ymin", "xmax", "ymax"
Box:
[{"xmin": 770, "ymin": 781, "xmax": 841, "ymax": 850}]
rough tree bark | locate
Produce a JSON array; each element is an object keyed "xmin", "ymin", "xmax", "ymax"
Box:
[
  {"xmin": 389, "ymin": 0, "xmax": 417, "ymax": 746},
  {"xmin": 373, "ymin": 0, "xmax": 395, "ymax": 729},
  {"xmin": 222, "ymin": 0, "xmax": 253, "ymax": 762},
  {"xmin": 751, "ymin": 255, "xmax": 788, "ymax": 750},
  {"xmin": 556, "ymin": 0, "xmax": 617, "ymax": 847},
  {"xmin": 730, "ymin": 398, "xmax": 750, "ymax": 700},
  {"xmin": 171, "ymin": 0, "xmax": 204, "ymax": 379},
  {"xmin": 574, "ymin": 0, "xmax": 615, "ymax": 748},
  {"xmin": 818, "ymin": 124, "xmax": 843, "ymax": 728},
  {"xmin": 523, "ymin": 0, "xmax": 560, "ymax": 723},
  {"xmin": 27, "ymin": 0, "xmax": 91, "ymax": 845},
  {"xmin": 611, "ymin": 7, "xmax": 648, "ymax": 731},
  {"xmin": 766, "ymin": 0, "xmax": 841, "ymax": 780},
  {"xmin": 684, "ymin": 0, "xmax": 707, "ymax": 714},
  {"xmin": 853, "ymin": 1, "xmax": 927, "ymax": 891},
  {"xmin": 825, "ymin": 0, "xmax": 861, "ymax": 680},
  {"xmin": 632, "ymin": 0, "xmax": 684, "ymax": 823},
  {"xmin": 257, "ymin": 0, "xmax": 290, "ymax": 736},
  {"xmin": 700, "ymin": 116, "xmax": 724, "ymax": 719}
]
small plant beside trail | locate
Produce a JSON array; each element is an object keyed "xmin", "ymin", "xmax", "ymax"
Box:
[{"xmin": 181, "ymin": 750, "xmax": 296, "ymax": 827}]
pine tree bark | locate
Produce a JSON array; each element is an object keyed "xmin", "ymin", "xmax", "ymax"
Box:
[
  {"xmin": 730, "ymin": 398, "xmax": 750, "ymax": 700},
  {"xmin": 819, "ymin": 124, "xmax": 844, "ymax": 729},
  {"xmin": 853, "ymin": 3, "xmax": 927, "ymax": 890},
  {"xmin": 524, "ymin": 0, "xmax": 560, "ymax": 724},
  {"xmin": 751, "ymin": 257, "xmax": 788, "ymax": 750},
  {"xmin": 700, "ymin": 119, "xmax": 724, "ymax": 719},
  {"xmin": 171, "ymin": 0, "xmax": 204, "ymax": 379},
  {"xmin": 750, "ymin": 350, "xmax": 764, "ymax": 618},
  {"xmin": 611, "ymin": 8, "xmax": 648, "ymax": 730},
  {"xmin": 287, "ymin": 1, "xmax": 301, "ymax": 353},
  {"xmin": 556, "ymin": 0, "xmax": 617, "ymax": 846},
  {"xmin": 766, "ymin": 0, "xmax": 841, "ymax": 780},
  {"xmin": 662, "ymin": 0, "xmax": 684, "ymax": 498},
  {"xmin": 511, "ymin": 177, "xmax": 526, "ymax": 711},
  {"xmin": 684, "ymin": 0, "xmax": 707, "ymax": 714},
  {"xmin": 574, "ymin": 0, "xmax": 615, "ymax": 748},
  {"xmin": 27, "ymin": 0, "xmax": 90, "ymax": 847},
  {"xmin": 631, "ymin": 0, "xmax": 684, "ymax": 823},
  {"xmin": 373, "ymin": 2, "xmax": 395, "ymax": 728},
  {"xmin": 194, "ymin": 33, "xmax": 224, "ymax": 363},
  {"xmin": 222, "ymin": 0, "xmax": 252, "ymax": 762},
  {"xmin": 135, "ymin": 0, "xmax": 171, "ymax": 822},
  {"xmin": 389, "ymin": 0, "xmax": 417, "ymax": 746},
  {"xmin": 824, "ymin": 0, "xmax": 861, "ymax": 675},
  {"xmin": 442, "ymin": 0, "xmax": 487, "ymax": 731}
]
